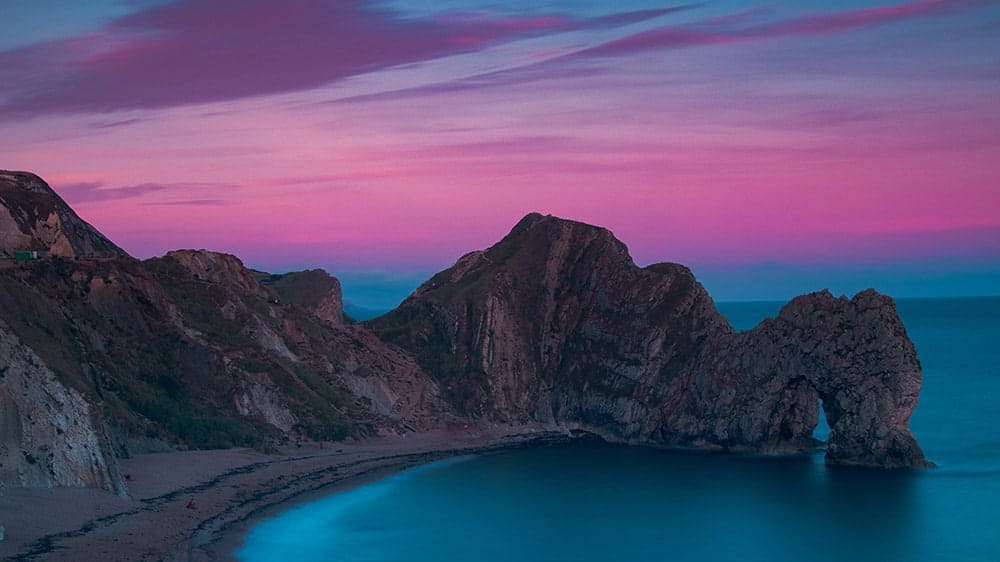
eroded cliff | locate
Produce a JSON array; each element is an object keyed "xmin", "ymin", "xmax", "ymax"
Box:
[
  {"xmin": 0, "ymin": 171, "xmax": 124, "ymax": 258},
  {"xmin": 371, "ymin": 213, "xmax": 929, "ymax": 468},
  {"xmin": 0, "ymin": 172, "xmax": 930, "ymax": 492},
  {"xmin": 0, "ymin": 171, "xmax": 455, "ymax": 493},
  {"xmin": 0, "ymin": 320, "xmax": 126, "ymax": 494}
]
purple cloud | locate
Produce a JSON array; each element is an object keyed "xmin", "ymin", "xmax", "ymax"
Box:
[
  {"xmin": 0, "ymin": 0, "xmax": 570, "ymax": 118},
  {"xmin": 144, "ymin": 199, "xmax": 230, "ymax": 207},
  {"xmin": 761, "ymin": 0, "xmax": 989, "ymax": 35},
  {"xmin": 91, "ymin": 117, "xmax": 145, "ymax": 129},
  {"xmin": 56, "ymin": 182, "xmax": 169, "ymax": 203},
  {"xmin": 583, "ymin": 6, "xmax": 701, "ymax": 28},
  {"xmin": 580, "ymin": 0, "xmax": 994, "ymax": 56},
  {"xmin": 261, "ymin": 175, "xmax": 347, "ymax": 188},
  {"xmin": 56, "ymin": 181, "xmax": 238, "ymax": 204}
]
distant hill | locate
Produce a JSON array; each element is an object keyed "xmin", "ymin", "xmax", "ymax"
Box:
[{"xmin": 343, "ymin": 301, "xmax": 390, "ymax": 321}]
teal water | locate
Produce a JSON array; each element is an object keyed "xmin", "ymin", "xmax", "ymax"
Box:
[{"xmin": 238, "ymin": 297, "xmax": 1000, "ymax": 562}]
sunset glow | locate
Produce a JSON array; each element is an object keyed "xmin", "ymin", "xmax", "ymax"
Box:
[{"xmin": 2, "ymin": 0, "xmax": 998, "ymax": 307}]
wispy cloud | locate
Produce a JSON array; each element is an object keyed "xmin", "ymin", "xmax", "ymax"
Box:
[
  {"xmin": 578, "ymin": 0, "xmax": 995, "ymax": 56},
  {"xmin": 0, "ymin": 0, "xmax": 573, "ymax": 118},
  {"xmin": 56, "ymin": 181, "xmax": 168, "ymax": 203},
  {"xmin": 761, "ymin": 0, "xmax": 990, "ymax": 35},
  {"xmin": 260, "ymin": 175, "xmax": 347, "ymax": 187},
  {"xmin": 91, "ymin": 117, "xmax": 144, "ymax": 129},
  {"xmin": 582, "ymin": 6, "xmax": 701, "ymax": 28},
  {"xmin": 144, "ymin": 199, "xmax": 231, "ymax": 207},
  {"xmin": 56, "ymin": 181, "xmax": 239, "ymax": 204},
  {"xmin": 300, "ymin": 0, "xmax": 997, "ymax": 112}
]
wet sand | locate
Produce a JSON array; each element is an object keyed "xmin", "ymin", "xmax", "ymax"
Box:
[{"xmin": 0, "ymin": 428, "xmax": 561, "ymax": 561}]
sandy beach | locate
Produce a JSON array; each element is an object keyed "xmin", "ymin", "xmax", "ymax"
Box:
[{"xmin": 1, "ymin": 428, "xmax": 560, "ymax": 562}]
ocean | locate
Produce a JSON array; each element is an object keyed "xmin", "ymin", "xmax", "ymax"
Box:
[{"xmin": 238, "ymin": 297, "xmax": 1000, "ymax": 562}]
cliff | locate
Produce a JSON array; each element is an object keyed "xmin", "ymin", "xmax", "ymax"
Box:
[
  {"xmin": 0, "ymin": 319, "xmax": 126, "ymax": 495},
  {"xmin": 0, "ymin": 171, "xmax": 124, "ymax": 258},
  {"xmin": 0, "ymin": 171, "xmax": 452, "ymax": 492},
  {"xmin": 0, "ymin": 172, "xmax": 930, "ymax": 493},
  {"xmin": 677, "ymin": 289, "xmax": 927, "ymax": 468},
  {"xmin": 371, "ymin": 213, "xmax": 930, "ymax": 468},
  {"xmin": 261, "ymin": 268, "xmax": 346, "ymax": 327}
]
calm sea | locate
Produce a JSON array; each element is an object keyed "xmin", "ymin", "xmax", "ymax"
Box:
[{"xmin": 238, "ymin": 297, "xmax": 1000, "ymax": 562}]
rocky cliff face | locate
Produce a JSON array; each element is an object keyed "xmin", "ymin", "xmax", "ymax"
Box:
[
  {"xmin": 371, "ymin": 214, "xmax": 731, "ymax": 424},
  {"xmin": 0, "ymin": 246, "xmax": 452, "ymax": 492},
  {"xmin": 0, "ymin": 171, "xmax": 124, "ymax": 258},
  {"xmin": 262, "ymin": 269, "xmax": 345, "ymax": 327},
  {"xmin": 371, "ymin": 213, "xmax": 930, "ymax": 468},
  {"xmin": 0, "ymin": 172, "xmax": 930, "ymax": 491},
  {"xmin": 0, "ymin": 171, "xmax": 454, "ymax": 492},
  {"xmin": 0, "ymin": 320, "xmax": 126, "ymax": 495},
  {"xmin": 709, "ymin": 290, "xmax": 928, "ymax": 468}
]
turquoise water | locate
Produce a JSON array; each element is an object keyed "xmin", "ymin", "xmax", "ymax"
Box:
[{"xmin": 239, "ymin": 297, "xmax": 1000, "ymax": 562}]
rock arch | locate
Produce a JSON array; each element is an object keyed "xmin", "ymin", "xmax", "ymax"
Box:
[{"xmin": 742, "ymin": 289, "xmax": 929, "ymax": 468}]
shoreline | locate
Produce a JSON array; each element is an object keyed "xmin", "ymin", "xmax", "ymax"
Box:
[
  {"xmin": 0, "ymin": 428, "xmax": 565, "ymax": 562},
  {"xmin": 202, "ymin": 448, "xmax": 487, "ymax": 562},
  {"xmin": 0, "ymin": 428, "xmax": 840, "ymax": 562},
  {"xmin": 208, "ymin": 461, "xmax": 421, "ymax": 562}
]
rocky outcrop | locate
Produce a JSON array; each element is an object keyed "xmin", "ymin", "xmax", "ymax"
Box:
[
  {"xmin": 0, "ymin": 171, "xmax": 124, "ymax": 258},
  {"xmin": 0, "ymin": 178, "xmax": 454, "ymax": 495},
  {"xmin": 0, "ymin": 320, "xmax": 126, "ymax": 494},
  {"xmin": 722, "ymin": 290, "xmax": 928, "ymax": 468},
  {"xmin": 0, "ymin": 170, "xmax": 930, "ymax": 481},
  {"xmin": 0, "ymin": 245, "xmax": 451, "ymax": 491},
  {"xmin": 263, "ymin": 269, "xmax": 345, "ymax": 327},
  {"xmin": 328, "ymin": 325, "xmax": 453, "ymax": 430},
  {"xmin": 373, "ymin": 214, "xmax": 730, "ymax": 423},
  {"xmin": 371, "ymin": 213, "xmax": 929, "ymax": 468},
  {"xmin": 160, "ymin": 250, "xmax": 268, "ymax": 298},
  {"xmin": 232, "ymin": 373, "xmax": 299, "ymax": 433},
  {"xmin": 145, "ymin": 250, "xmax": 451, "ymax": 436}
]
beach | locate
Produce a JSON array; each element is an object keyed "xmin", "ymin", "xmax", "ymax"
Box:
[{"xmin": 1, "ymin": 428, "xmax": 557, "ymax": 562}]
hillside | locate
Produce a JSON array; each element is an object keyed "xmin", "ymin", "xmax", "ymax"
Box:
[
  {"xmin": 0, "ymin": 172, "xmax": 929, "ymax": 495},
  {"xmin": 0, "ymin": 172, "xmax": 452, "ymax": 492}
]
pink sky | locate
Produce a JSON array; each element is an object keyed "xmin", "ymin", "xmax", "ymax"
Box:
[{"xmin": 1, "ymin": 0, "xmax": 998, "ymax": 305}]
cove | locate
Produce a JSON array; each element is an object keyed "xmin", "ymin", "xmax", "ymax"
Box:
[
  {"xmin": 237, "ymin": 298, "xmax": 1000, "ymax": 562},
  {"xmin": 237, "ymin": 442, "xmax": 999, "ymax": 562}
]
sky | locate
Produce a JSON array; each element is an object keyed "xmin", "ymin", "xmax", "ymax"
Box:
[{"xmin": 0, "ymin": 0, "xmax": 998, "ymax": 309}]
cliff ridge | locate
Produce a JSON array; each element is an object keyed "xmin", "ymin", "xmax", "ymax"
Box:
[
  {"xmin": 0, "ymin": 178, "xmax": 930, "ymax": 494},
  {"xmin": 371, "ymin": 213, "xmax": 929, "ymax": 468}
]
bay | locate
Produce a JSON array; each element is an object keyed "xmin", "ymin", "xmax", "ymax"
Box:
[{"xmin": 238, "ymin": 297, "xmax": 1000, "ymax": 561}]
